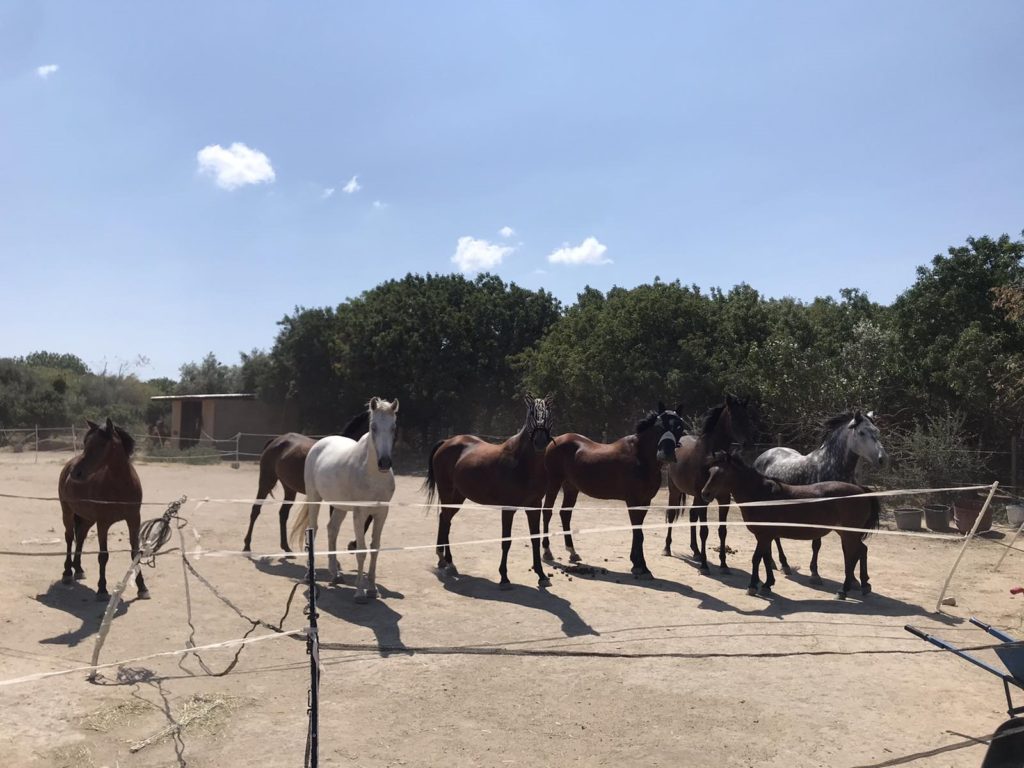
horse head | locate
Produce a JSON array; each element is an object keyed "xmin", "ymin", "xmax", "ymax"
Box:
[
  {"xmin": 523, "ymin": 394, "xmax": 555, "ymax": 451},
  {"xmin": 72, "ymin": 418, "xmax": 135, "ymax": 481},
  {"xmin": 723, "ymin": 393, "xmax": 756, "ymax": 456},
  {"xmin": 368, "ymin": 397, "xmax": 399, "ymax": 472},
  {"xmin": 654, "ymin": 402, "xmax": 686, "ymax": 463},
  {"xmin": 846, "ymin": 410, "xmax": 888, "ymax": 468}
]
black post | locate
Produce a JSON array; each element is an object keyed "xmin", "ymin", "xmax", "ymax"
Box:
[{"xmin": 305, "ymin": 527, "xmax": 319, "ymax": 768}]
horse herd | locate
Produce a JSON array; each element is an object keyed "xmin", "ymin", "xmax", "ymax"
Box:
[{"xmin": 56, "ymin": 395, "xmax": 890, "ymax": 608}]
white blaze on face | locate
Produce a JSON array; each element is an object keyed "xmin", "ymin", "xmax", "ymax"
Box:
[{"xmin": 369, "ymin": 398, "xmax": 399, "ymax": 469}]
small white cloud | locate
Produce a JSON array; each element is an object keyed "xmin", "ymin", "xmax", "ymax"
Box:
[
  {"xmin": 499, "ymin": 225, "xmax": 515, "ymax": 238},
  {"xmin": 36, "ymin": 64, "xmax": 59, "ymax": 79},
  {"xmin": 451, "ymin": 236, "xmax": 513, "ymax": 274},
  {"xmin": 372, "ymin": 200, "xmax": 385, "ymax": 209},
  {"xmin": 547, "ymin": 236, "xmax": 611, "ymax": 266},
  {"xmin": 196, "ymin": 142, "xmax": 275, "ymax": 190},
  {"xmin": 322, "ymin": 187, "xmax": 335, "ymax": 199},
  {"xmin": 343, "ymin": 175, "xmax": 361, "ymax": 194}
]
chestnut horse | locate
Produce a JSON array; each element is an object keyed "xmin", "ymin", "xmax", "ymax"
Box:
[
  {"xmin": 242, "ymin": 410, "xmax": 371, "ymax": 552},
  {"xmin": 58, "ymin": 419, "xmax": 148, "ymax": 601},
  {"xmin": 663, "ymin": 395, "xmax": 755, "ymax": 573},
  {"xmin": 701, "ymin": 450, "xmax": 879, "ymax": 599},
  {"xmin": 425, "ymin": 395, "xmax": 554, "ymax": 589},
  {"xmin": 541, "ymin": 405, "xmax": 685, "ymax": 579}
]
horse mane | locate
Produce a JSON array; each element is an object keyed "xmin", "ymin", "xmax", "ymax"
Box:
[
  {"xmin": 698, "ymin": 405, "xmax": 726, "ymax": 437},
  {"xmin": 820, "ymin": 411, "xmax": 867, "ymax": 442},
  {"xmin": 114, "ymin": 426, "xmax": 135, "ymax": 457},
  {"xmin": 634, "ymin": 411, "xmax": 658, "ymax": 435},
  {"xmin": 340, "ymin": 410, "xmax": 370, "ymax": 440}
]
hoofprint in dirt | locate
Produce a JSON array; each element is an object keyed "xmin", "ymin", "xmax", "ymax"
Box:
[{"xmin": 0, "ymin": 455, "xmax": 1021, "ymax": 767}]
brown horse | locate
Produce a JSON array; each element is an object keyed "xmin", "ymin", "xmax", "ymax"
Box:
[
  {"xmin": 242, "ymin": 410, "xmax": 370, "ymax": 552},
  {"xmin": 701, "ymin": 450, "xmax": 879, "ymax": 599},
  {"xmin": 541, "ymin": 405, "xmax": 686, "ymax": 579},
  {"xmin": 663, "ymin": 395, "xmax": 754, "ymax": 573},
  {"xmin": 58, "ymin": 419, "xmax": 148, "ymax": 601},
  {"xmin": 425, "ymin": 395, "xmax": 554, "ymax": 589}
]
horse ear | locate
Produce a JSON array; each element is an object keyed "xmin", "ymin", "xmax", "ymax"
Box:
[
  {"xmin": 105, "ymin": 418, "xmax": 114, "ymax": 434},
  {"xmin": 369, "ymin": 397, "xmax": 380, "ymax": 410},
  {"xmin": 866, "ymin": 410, "xmax": 875, "ymax": 420},
  {"xmin": 544, "ymin": 393, "xmax": 555, "ymax": 407},
  {"xmin": 523, "ymin": 394, "xmax": 534, "ymax": 406},
  {"xmin": 86, "ymin": 419, "xmax": 99, "ymax": 431},
  {"xmin": 392, "ymin": 398, "xmax": 399, "ymax": 413}
]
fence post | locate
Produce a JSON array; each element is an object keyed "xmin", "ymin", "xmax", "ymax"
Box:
[
  {"xmin": 71, "ymin": 424, "xmax": 76, "ymax": 453},
  {"xmin": 935, "ymin": 482, "xmax": 999, "ymax": 613},
  {"xmin": 235, "ymin": 433, "xmax": 241, "ymax": 465},
  {"xmin": 305, "ymin": 527, "xmax": 320, "ymax": 768},
  {"xmin": 34, "ymin": 425, "xmax": 39, "ymax": 463},
  {"xmin": 1012, "ymin": 434, "xmax": 1018, "ymax": 492}
]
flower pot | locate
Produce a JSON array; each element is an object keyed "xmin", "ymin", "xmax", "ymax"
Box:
[
  {"xmin": 924, "ymin": 504, "xmax": 951, "ymax": 532},
  {"xmin": 953, "ymin": 497, "xmax": 992, "ymax": 535},
  {"xmin": 894, "ymin": 507, "xmax": 923, "ymax": 531},
  {"xmin": 1007, "ymin": 504, "xmax": 1024, "ymax": 529}
]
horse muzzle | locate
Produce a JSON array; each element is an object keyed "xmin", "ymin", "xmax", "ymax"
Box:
[
  {"xmin": 377, "ymin": 457, "xmax": 392, "ymax": 472},
  {"xmin": 657, "ymin": 433, "xmax": 678, "ymax": 463}
]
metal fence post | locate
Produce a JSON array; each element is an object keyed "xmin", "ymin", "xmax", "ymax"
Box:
[
  {"xmin": 34, "ymin": 425, "xmax": 39, "ymax": 463},
  {"xmin": 305, "ymin": 527, "xmax": 319, "ymax": 768}
]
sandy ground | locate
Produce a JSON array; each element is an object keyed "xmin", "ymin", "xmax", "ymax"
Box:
[{"xmin": 1, "ymin": 453, "xmax": 1023, "ymax": 768}]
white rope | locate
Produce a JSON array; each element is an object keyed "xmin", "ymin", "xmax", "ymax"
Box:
[{"xmin": 0, "ymin": 630, "xmax": 304, "ymax": 688}]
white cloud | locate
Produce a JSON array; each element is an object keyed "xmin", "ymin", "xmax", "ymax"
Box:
[
  {"xmin": 372, "ymin": 200, "xmax": 385, "ymax": 209},
  {"xmin": 36, "ymin": 64, "xmax": 59, "ymax": 79},
  {"xmin": 451, "ymin": 236, "xmax": 513, "ymax": 273},
  {"xmin": 322, "ymin": 187, "xmax": 335, "ymax": 199},
  {"xmin": 547, "ymin": 236, "xmax": 611, "ymax": 266},
  {"xmin": 499, "ymin": 225, "xmax": 515, "ymax": 238},
  {"xmin": 196, "ymin": 142, "xmax": 276, "ymax": 190},
  {"xmin": 343, "ymin": 175, "xmax": 361, "ymax": 194}
]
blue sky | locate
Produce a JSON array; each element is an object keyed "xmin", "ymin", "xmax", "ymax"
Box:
[{"xmin": 2, "ymin": 2, "xmax": 1022, "ymax": 379}]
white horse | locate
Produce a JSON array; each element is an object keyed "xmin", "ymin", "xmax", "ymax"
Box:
[{"xmin": 289, "ymin": 397, "xmax": 398, "ymax": 603}]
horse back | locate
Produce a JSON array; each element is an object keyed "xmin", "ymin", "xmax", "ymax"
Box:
[{"xmin": 441, "ymin": 433, "xmax": 546, "ymax": 506}]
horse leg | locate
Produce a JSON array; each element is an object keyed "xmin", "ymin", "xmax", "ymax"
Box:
[
  {"xmin": 278, "ymin": 487, "xmax": 297, "ymax": 553},
  {"xmin": 352, "ymin": 507, "xmax": 371, "ymax": 603},
  {"xmin": 628, "ymin": 505, "xmax": 653, "ymax": 579},
  {"xmin": 808, "ymin": 538, "xmax": 823, "ymax": 585},
  {"xmin": 327, "ymin": 506, "xmax": 349, "ymax": 585},
  {"xmin": 747, "ymin": 540, "xmax": 763, "ymax": 595},
  {"xmin": 498, "ymin": 508, "xmax": 515, "ymax": 590},
  {"xmin": 837, "ymin": 533, "xmax": 858, "ymax": 600},
  {"xmin": 128, "ymin": 514, "xmax": 149, "ymax": 599},
  {"xmin": 541, "ymin": 507, "xmax": 554, "ymax": 563},
  {"xmin": 688, "ymin": 497, "xmax": 701, "ymax": 559},
  {"xmin": 435, "ymin": 490, "xmax": 463, "ymax": 575},
  {"xmin": 95, "ymin": 522, "xmax": 111, "ymax": 601},
  {"xmin": 697, "ymin": 504, "xmax": 710, "ymax": 574},
  {"xmin": 560, "ymin": 484, "xmax": 581, "ymax": 563},
  {"xmin": 716, "ymin": 496, "xmax": 731, "ymax": 574},
  {"xmin": 347, "ymin": 514, "xmax": 373, "ymax": 552},
  {"xmin": 73, "ymin": 513, "xmax": 90, "ymax": 580},
  {"xmin": 773, "ymin": 538, "xmax": 791, "ymax": 576},
  {"xmin": 858, "ymin": 541, "xmax": 871, "ymax": 596},
  {"xmin": 61, "ymin": 504, "xmax": 75, "ymax": 585},
  {"xmin": 243, "ymin": 464, "xmax": 278, "ymax": 551},
  {"xmin": 363, "ymin": 506, "xmax": 388, "ymax": 600},
  {"xmin": 302, "ymin": 491, "xmax": 323, "ymax": 583},
  {"xmin": 526, "ymin": 507, "xmax": 551, "ymax": 588},
  {"xmin": 663, "ymin": 482, "xmax": 682, "ymax": 557},
  {"xmin": 759, "ymin": 538, "xmax": 776, "ymax": 596}
]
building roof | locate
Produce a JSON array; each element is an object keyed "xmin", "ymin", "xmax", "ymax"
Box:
[{"xmin": 150, "ymin": 393, "xmax": 257, "ymax": 401}]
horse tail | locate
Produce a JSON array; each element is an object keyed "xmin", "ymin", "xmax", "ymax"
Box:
[
  {"xmin": 423, "ymin": 439, "xmax": 446, "ymax": 508},
  {"xmin": 288, "ymin": 501, "xmax": 312, "ymax": 550},
  {"xmin": 863, "ymin": 490, "xmax": 881, "ymax": 541}
]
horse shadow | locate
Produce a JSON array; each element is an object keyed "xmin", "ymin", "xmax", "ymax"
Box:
[
  {"xmin": 252, "ymin": 556, "xmax": 408, "ymax": 656},
  {"xmin": 34, "ymin": 581, "xmax": 132, "ymax": 647},
  {"xmin": 434, "ymin": 568, "xmax": 598, "ymax": 639}
]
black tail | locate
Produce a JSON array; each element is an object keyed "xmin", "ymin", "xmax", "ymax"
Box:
[
  {"xmin": 423, "ymin": 439, "xmax": 445, "ymax": 507},
  {"xmin": 863, "ymin": 491, "xmax": 881, "ymax": 540}
]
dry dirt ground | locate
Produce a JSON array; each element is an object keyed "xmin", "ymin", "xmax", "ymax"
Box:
[{"xmin": 1, "ymin": 453, "xmax": 1023, "ymax": 768}]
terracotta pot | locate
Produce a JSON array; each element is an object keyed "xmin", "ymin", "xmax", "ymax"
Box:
[
  {"xmin": 894, "ymin": 507, "xmax": 923, "ymax": 531},
  {"xmin": 953, "ymin": 497, "xmax": 992, "ymax": 535},
  {"xmin": 924, "ymin": 504, "xmax": 951, "ymax": 532}
]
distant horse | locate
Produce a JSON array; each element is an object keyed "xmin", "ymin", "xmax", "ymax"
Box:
[
  {"xmin": 243, "ymin": 410, "xmax": 371, "ymax": 552},
  {"xmin": 701, "ymin": 450, "xmax": 879, "ymax": 599},
  {"xmin": 426, "ymin": 395, "xmax": 554, "ymax": 589},
  {"xmin": 541, "ymin": 404, "xmax": 686, "ymax": 579},
  {"xmin": 663, "ymin": 395, "xmax": 755, "ymax": 573},
  {"xmin": 58, "ymin": 419, "xmax": 148, "ymax": 601},
  {"xmin": 289, "ymin": 398, "xmax": 398, "ymax": 603},
  {"xmin": 754, "ymin": 410, "xmax": 887, "ymax": 583}
]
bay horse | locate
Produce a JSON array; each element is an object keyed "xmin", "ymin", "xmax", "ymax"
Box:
[
  {"xmin": 701, "ymin": 450, "xmax": 879, "ymax": 599},
  {"xmin": 541, "ymin": 404, "xmax": 685, "ymax": 579},
  {"xmin": 288, "ymin": 398, "xmax": 398, "ymax": 603},
  {"xmin": 425, "ymin": 395, "xmax": 554, "ymax": 590},
  {"xmin": 58, "ymin": 419, "xmax": 148, "ymax": 601},
  {"xmin": 754, "ymin": 410, "xmax": 887, "ymax": 583},
  {"xmin": 663, "ymin": 395, "xmax": 755, "ymax": 573},
  {"xmin": 243, "ymin": 409, "xmax": 371, "ymax": 552}
]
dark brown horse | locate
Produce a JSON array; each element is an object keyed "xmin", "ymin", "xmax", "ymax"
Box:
[
  {"xmin": 701, "ymin": 450, "xmax": 879, "ymax": 599},
  {"xmin": 242, "ymin": 411, "xmax": 370, "ymax": 552},
  {"xmin": 425, "ymin": 395, "xmax": 554, "ymax": 589},
  {"xmin": 58, "ymin": 419, "xmax": 147, "ymax": 601},
  {"xmin": 541, "ymin": 405, "xmax": 686, "ymax": 579},
  {"xmin": 663, "ymin": 395, "xmax": 754, "ymax": 573}
]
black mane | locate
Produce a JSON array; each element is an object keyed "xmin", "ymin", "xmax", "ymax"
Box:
[
  {"xmin": 634, "ymin": 411, "xmax": 658, "ymax": 434},
  {"xmin": 114, "ymin": 426, "xmax": 135, "ymax": 457},
  {"xmin": 339, "ymin": 410, "xmax": 370, "ymax": 440},
  {"xmin": 820, "ymin": 411, "xmax": 868, "ymax": 442},
  {"xmin": 699, "ymin": 405, "xmax": 725, "ymax": 437}
]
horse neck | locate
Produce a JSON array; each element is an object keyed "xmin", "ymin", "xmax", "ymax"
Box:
[
  {"xmin": 727, "ymin": 466, "xmax": 776, "ymax": 504},
  {"xmin": 635, "ymin": 425, "xmax": 660, "ymax": 460},
  {"xmin": 101, "ymin": 444, "xmax": 135, "ymax": 482},
  {"xmin": 812, "ymin": 427, "xmax": 859, "ymax": 481},
  {"xmin": 508, "ymin": 427, "xmax": 535, "ymax": 465},
  {"xmin": 705, "ymin": 411, "xmax": 734, "ymax": 453}
]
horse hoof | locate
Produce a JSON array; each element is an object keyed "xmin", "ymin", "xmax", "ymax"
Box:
[
  {"xmin": 61, "ymin": 575, "xmax": 72, "ymax": 586},
  {"xmin": 347, "ymin": 540, "xmax": 357, "ymax": 551},
  {"xmin": 137, "ymin": 589, "xmax": 151, "ymax": 600},
  {"xmin": 354, "ymin": 590, "xmax": 368, "ymax": 604},
  {"xmin": 635, "ymin": 570, "xmax": 654, "ymax": 581},
  {"xmin": 809, "ymin": 574, "xmax": 823, "ymax": 586},
  {"xmin": 720, "ymin": 566, "xmax": 731, "ymax": 575},
  {"xmin": 366, "ymin": 588, "xmax": 378, "ymax": 600},
  {"xmin": 746, "ymin": 587, "xmax": 758, "ymax": 596},
  {"xmin": 499, "ymin": 582, "xmax": 513, "ymax": 591},
  {"xmin": 542, "ymin": 551, "xmax": 554, "ymax": 563},
  {"xmin": 661, "ymin": 547, "xmax": 672, "ymax": 557},
  {"xmin": 836, "ymin": 591, "xmax": 847, "ymax": 600},
  {"xmin": 74, "ymin": 572, "xmax": 86, "ymax": 581},
  {"xmin": 781, "ymin": 565, "xmax": 792, "ymax": 576},
  {"xmin": 568, "ymin": 552, "xmax": 582, "ymax": 564},
  {"xmin": 699, "ymin": 565, "xmax": 710, "ymax": 575},
  {"xmin": 759, "ymin": 586, "xmax": 773, "ymax": 597},
  {"xmin": 243, "ymin": 543, "xmax": 252, "ymax": 553},
  {"xmin": 331, "ymin": 574, "xmax": 346, "ymax": 586},
  {"xmin": 96, "ymin": 592, "xmax": 110, "ymax": 602},
  {"xmin": 538, "ymin": 577, "xmax": 552, "ymax": 588},
  {"xmin": 861, "ymin": 584, "xmax": 872, "ymax": 597},
  {"xmin": 445, "ymin": 564, "xmax": 460, "ymax": 577},
  {"xmin": 281, "ymin": 545, "xmax": 292, "ymax": 554}
]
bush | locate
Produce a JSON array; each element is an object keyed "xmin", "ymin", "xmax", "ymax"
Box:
[{"xmin": 883, "ymin": 409, "xmax": 990, "ymax": 490}]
